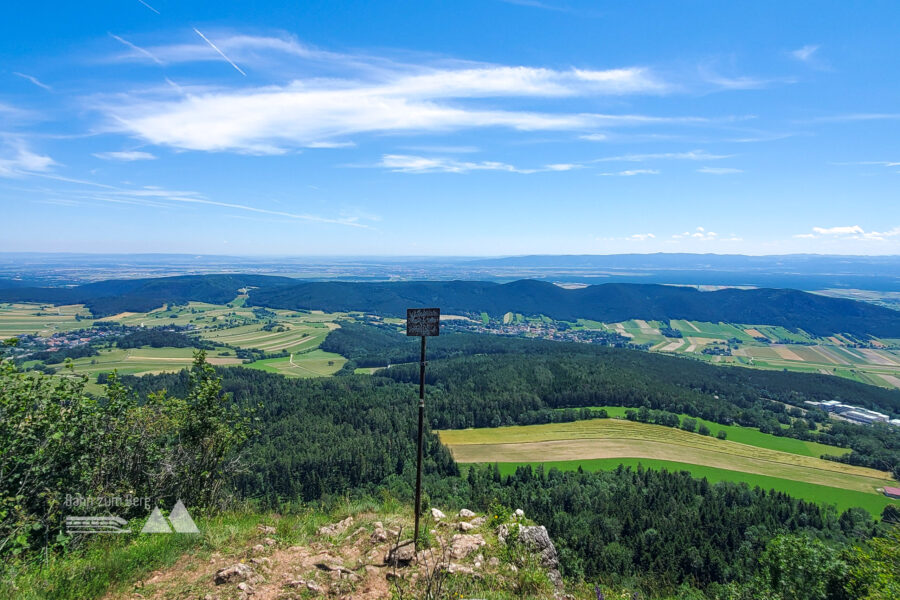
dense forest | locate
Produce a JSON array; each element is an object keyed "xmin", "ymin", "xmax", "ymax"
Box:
[
  {"xmin": 0, "ymin": 274, "xmax": 295, "ymax": 317},
  {"xmin": 250, "ymin": 279, "xmax": 900, "ymax": 337},
  {"xmin": 2, "ymin": 273, "xmax": 898, "ymax": 335}
]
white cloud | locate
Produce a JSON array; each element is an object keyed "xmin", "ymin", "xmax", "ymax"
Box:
[
  {"xmin": 0, "ymin": 145, "xmax": 55, "ymax": 177},
  {"xmin": 794, "ymin": 225, "xmax": 900, "ymax": 241},
  {"xmin": 30, "ymin": 174, "xmax": 369, "ymax": 227},
  {"xmin": 832, "ymin": 160, "xmax": 900, "ymax": 167},
  {"xmin": 628, "ymin": 233, "xmax": 655, "ymax": 241},
  {"xmin": 791, "ymin": 45, "xmax": 819, "ymax": 62},
  {"xmin": 808, "ymin": 113, "xmax": 900, "ymax": 123},
  {"xmin": 594, "ymin": 150, "xmax": 732, "ymax": 162},
  {"xmin": 813, "ymin": 225, "xmax": 865, "ymax": 235},
  {"xmin": 13, "ymin": 72, "xmax": 52, "ymax": 91},
  {"xmin": 110, "ymin": 34, "xmax": 163, "ymax": 65},
  {"xmin": 93, "ymin": 150, "xmax": 157, "ymax": 161},
  {"xmin": 579, "ymin": 133, "xmax": 608, "ymax": 141},
  {"xmin": 697, "ymin": 166, "xmax": 743, "ymax": 174},
  {"xmin": 600, "ymin": 169, "xmax": 659, "ymax": 176},
  {"xmin": 95, "ymin": 37, "xmax": 740, "ymax": 154},
  {"xmin": 672, "ymin": 226, "xmax": 718, "ymax": 240},
  {"xmin": 376, "ymin": 154, "xmax": 574, "ymax": 174}
]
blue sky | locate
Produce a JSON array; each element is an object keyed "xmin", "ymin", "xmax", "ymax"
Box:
[{"xmin": 1, "ymin": 0, "xmax": 898, "ymax": 255}]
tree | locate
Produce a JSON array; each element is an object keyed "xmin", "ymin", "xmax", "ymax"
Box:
[{"xmin": 751, "ymin": 534, "xmax": 847, "ymax": 600}]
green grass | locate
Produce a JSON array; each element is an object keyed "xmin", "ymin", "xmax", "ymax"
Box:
[
  {"xmin": 491, "ymin": 458, "xmax": 899, "ymax": 516},
  {"xmin": 569, "ymin": 406, "xmax": 849, "ymax": 458},
  {"xmin": 246, "ymin": 348, "xmax": 346, "ymax": 377}
]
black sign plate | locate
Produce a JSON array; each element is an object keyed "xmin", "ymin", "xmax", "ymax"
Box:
[{"xmin": 406, "ymin": 308, "xmax": 440, "ymax": 336}]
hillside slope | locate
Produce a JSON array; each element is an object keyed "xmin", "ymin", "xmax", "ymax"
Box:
[{"xmin": 250, "ymin": 279, "xmax": 900, "ymax": 337}]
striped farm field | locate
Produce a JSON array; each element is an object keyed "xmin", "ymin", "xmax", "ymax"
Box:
[
  {"xmin": 438, "ymin": 419, "xmax": 893, "ymax": 495},
  {"xmin": 489, "ymin": 459, "xmax": 899, "ymax": 516},
  {"xmin": 44, "ymin": 347, "xmax": 242, "ymax": 377},
  {"xmin": 199, "ymin": 321, "xmax": 336, "ymax": 353},
  {"xmin": 246, "ymin": 349, "xmax": 346, "ymax": 378},
  {"xmin": 559, "ymin": 407, "xmax": 847, "ymax": 458},
  {"xmin": 0, "ymin": 303, "xmax": 93, "ymax": 338}
]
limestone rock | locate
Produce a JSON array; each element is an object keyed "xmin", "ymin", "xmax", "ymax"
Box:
[
  {"xmin": 384, "ymin": 539, "xmax": 416, "ymax": 565},
  {"xmin": 450, "ymin": 533, "xmax": 485, "ymax": 559},
  {"xmin": 518, "ymin": 525, "xmax": 563, "ymax": 588},
  {"xmin": 317, "ymin": 516, "xmax": 354, "ymax": 537},
  {"xmin": 430, "ymin": 507, "xmax": 446, "ymax": 520},
  {"xmin": 458, "ymin": 521, "xmax": 475, "ymax": 532},
  {"xmin": 458, "ymin": 509, "xmax": 476, "ymax": 519},
  {"xmin": 257, "ymin": 525, "xmax": 276, "ymax": 535},
  {"xmin": 214, "ymin": 563, "xmax": 254, "ymax": 585},
  {"xmin": 514, "ymin": 508, "xmax": 525, "ymax": 519}
]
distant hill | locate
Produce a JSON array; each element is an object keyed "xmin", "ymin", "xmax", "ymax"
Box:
[
  {"xmin": 2, "ymin": 274, "xmax": 898, "ymax": 336},
  {"xmin": 0, "ymin": 274, "xmax": 296, "ymax": 317},
  {"xmin": 249, "ymin": 279, "xmax": 900, "ymax": 338}
]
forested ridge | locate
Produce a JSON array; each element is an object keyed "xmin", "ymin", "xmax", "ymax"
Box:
[
  {"xmin": 250, "ymin": 278, "xmax": 900, "ymax": 337},
  {"xmin": 2, "ymin": 273, "xmax": 898, "ymax": 336}
]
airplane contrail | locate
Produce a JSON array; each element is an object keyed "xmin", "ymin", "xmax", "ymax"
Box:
[
  {"xmin": 110, "ymin": 33, "xmax": 163, "ymax": 65},
  {"xmin": 136, "ymin": 0, "xmax": 160, "ymax": 14},
  {"xmin": 193, "ymin": 28, "xmax": 246, "ymax": 76}
]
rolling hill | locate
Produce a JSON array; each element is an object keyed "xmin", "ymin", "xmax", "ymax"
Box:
[{"xmin": 250, "ymin": 279, "xmax": 900, "ymax": 337}]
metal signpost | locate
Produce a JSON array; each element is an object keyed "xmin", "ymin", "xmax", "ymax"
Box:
[{"xmin": 406, "ymin": 307, "xmax": 440, "ymax": 549}]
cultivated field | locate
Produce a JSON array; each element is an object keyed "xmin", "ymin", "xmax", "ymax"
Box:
[
  {"xmin": 248, "ymin": 349, "xmax": 347, "ymax": 378},
  {"xmin": 0, "ymin": 303, "xmax": 93, "ymax": 338},
  {"xmin": 439, "ymin": 419, "xmax": 895, "ymax": 497},
  {"xmin": 570, "ymin": 316, "xmax": 900, "ymax": 389},
  {"xmin": 7, "ymin": 299, "xmax": 351, "ymax": 379},
  {"xmin": 42, "ymin": 347, "xmax": 242, "ymax": 378}
]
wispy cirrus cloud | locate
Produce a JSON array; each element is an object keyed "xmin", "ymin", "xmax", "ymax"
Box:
[
  {"xmin": 92, "ymin": 150, "xmax": 157, "ymax": 161},
  {"xmin": 377, "ymin": 154, "xmax": 575, "ymax": 174},
  {"xmin": 13, "ymin": 72, "xmax": 52, "ymax": 91},
  {"xmin": 110, "ymin": 33, "xmax": 163, "ymax": 65},
  {"xmin": 0, "ymin": 143, "xmax": 55, "ymax": 177},
  {"xmin": 599, "ymin": 168, "xmax": 659, "ymax": 176},
  {"xmin": 593, "ymin": 150, "xmax": 732, "ymax": 162},
  {"xmin": 93, "ymin": 35, "xmax": 752, "ymax": 154},
  {"xmin": 697, "ymin": 166, "xmax": 743, "ymax": 174},
  {"xmin": 791, "ymin": 44, "xmax": 820, "ymax": 62},
  {"xmin": 27, "ymin": 173, "xmax": 371, "ymax": 227}
]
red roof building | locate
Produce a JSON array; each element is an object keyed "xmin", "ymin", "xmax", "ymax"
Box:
[{"xmin": 884, "ymin": 486, "xmax": 900, "ymax": 499}]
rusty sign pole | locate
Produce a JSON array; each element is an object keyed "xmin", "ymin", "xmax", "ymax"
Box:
[{"xmin": 406, "ymin": 307, "xmax": 440, "ymax": 550}]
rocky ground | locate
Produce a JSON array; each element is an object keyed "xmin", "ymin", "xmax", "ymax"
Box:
[{"xmin": 109, "ymin": 507, "xmax": 568, "ymax": 600}]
